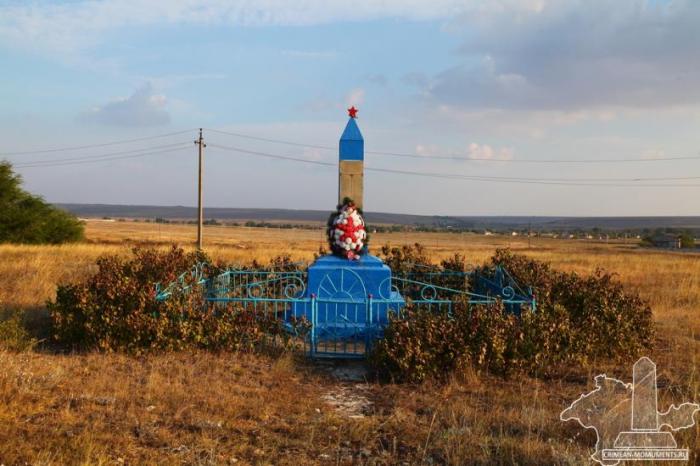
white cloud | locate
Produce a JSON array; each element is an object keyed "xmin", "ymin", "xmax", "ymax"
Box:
[
  {"xmin": 415, "ymin": 144, "xmax": 443, "ymax": 157},
  {"xmin": 426, "ymin": 0, "xmax": 700, "ymax": 111},
  {"xmin": 345, "ymin": 88, "xmax": 365, "ymax": 107},
  {"xmin": 302, "ymin": 147, "xmax": 325, "ymax": 161},
  {"xmin": 144, "ymin": 73, "xmax": 227, "ymax": 90},
  {"xmin": 467, "ymin": 142, "xmax": 513, "ymax": 161},
  {"xmin": 0, "ymin": 0, "xmax": 492, "ymax": 58},
  {"xmin": 301, "ymin": 88, "xmax": 366, "ymax": 115},
  {"xmin": 642, "ymin": 149, "xmax": 666, "ymax": 160},
  {"xmin": 79, "ymin": 83, "xmax": 170, "ymax": 127},
  {"xmin": 413, "ymin": 142, "xmax": 514, "ymax": 161}
]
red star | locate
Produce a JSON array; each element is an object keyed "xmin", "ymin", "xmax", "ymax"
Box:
[{"xmin": 347, "ymin": 106, "xmax": 358, "ymax": 118}]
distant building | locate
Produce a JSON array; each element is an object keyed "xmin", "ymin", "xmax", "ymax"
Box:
[{"xmin": 648, "ymin": 234, "xmax": 681, "ymax": 249}]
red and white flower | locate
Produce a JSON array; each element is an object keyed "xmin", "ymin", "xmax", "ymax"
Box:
[{"xmin": 328, "ymin": 201, "xmax": 367, "ymax": 260}]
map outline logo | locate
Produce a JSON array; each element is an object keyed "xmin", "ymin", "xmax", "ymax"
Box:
[{"xmin": 560, "ymin": 357, "xmax": 700, "ymax": 465}]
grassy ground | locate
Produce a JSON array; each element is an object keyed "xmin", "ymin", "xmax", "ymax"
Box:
[{"xmin": 1, "ymin": 219, "xmax": 699, "ymax": 465}]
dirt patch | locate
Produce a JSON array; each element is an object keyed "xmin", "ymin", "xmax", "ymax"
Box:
[{"xmin": 321, "ymin": 385, "xmax": 374, "ymax": 419}]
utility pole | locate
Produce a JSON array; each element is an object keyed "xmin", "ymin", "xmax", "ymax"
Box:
[{"xmin": 194, "ymin": 128, "xmax": 206, "ymax": 250}]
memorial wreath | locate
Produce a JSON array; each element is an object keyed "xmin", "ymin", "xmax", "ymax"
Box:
[{"xmin": 327, "ymin": 198, "xmax": 368, "ymax": 260}]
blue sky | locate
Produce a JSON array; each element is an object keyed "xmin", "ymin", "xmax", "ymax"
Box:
[{"xmin": 1, "ymin": 0, "xmax": 699, "ymax": 216}]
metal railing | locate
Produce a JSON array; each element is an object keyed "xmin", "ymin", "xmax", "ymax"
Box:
[{"xmin": 155, "ymin": 264, "xmax": 535, "ymax": 358}]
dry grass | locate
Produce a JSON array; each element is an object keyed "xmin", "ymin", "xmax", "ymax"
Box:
[{"xmin": 1, "ymin": 219, "xmax": 699, "ymax": 464}]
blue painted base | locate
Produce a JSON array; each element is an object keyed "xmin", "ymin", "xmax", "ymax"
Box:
[
  {"xmin": 308, "ymin": 254, "xmax": 393, "ymax": 300},
  {"xmin": 289, "ymin": 254, "xmax": 404, "ymax": 340}
]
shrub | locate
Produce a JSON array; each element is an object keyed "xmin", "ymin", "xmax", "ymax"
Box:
[
  {"xmin": 0, "ymin": 309, "xmax": 37, "ymax": 351},
  {"xmin": 380, "ymin": 243, "xmax": 435, "ymax": 276},
  {"xmin": 370, "ymin": 298, "xmax": 523, "ymax": 382},
  {"xmin": 487, "ymin": 248, "xmax": 654, "ymax": 361},
  {"xmin": 379, "ymin": 245, "xmax": 472, "ymax": 292},
  {"xmin": 370, "ymin": 248, "xmax": 654, "ymax": 382},
  {"xmin": 48, "ymin": 246, "xmax": 299, "ymax": 353},
  {"xmin": 0, "ymin": 161, "xmax": 84, "ymax": 244},
  {"xmin": 680, "ymin": 231, "xmax": 696, "ymax": 249}
]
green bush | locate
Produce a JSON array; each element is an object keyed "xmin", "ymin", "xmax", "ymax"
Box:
[
  {"xmin": 370, "ymin": 248, "xmax": 654, "ymax": 383},
  {"xmin": 0, "ymin": 309, "xmax": 37, "ymax": 352},
  {"xmin": 370, "ymin": 298, "xmax": 522, "ymax": 382},
  {"xmin": 487, "ymin": 248, "xmax": 653, "ymax": 361},
  {"xmin": 48, "ymin": 246, "xmax": 299, "ymax": 353},
  {"xmin": 0, "ymin": 161, "xmax": 84, "ymax": 244},
  {"xmin": 380, "ymin": 243, "xmax": 435, "ymax": 276},
  {"xmin": 379, "ymin": 244, "xmax": 473, "ymax": 292},
  {"xmin": 680, "ymin": 231, "xmax": 696, "ymax": 249}
]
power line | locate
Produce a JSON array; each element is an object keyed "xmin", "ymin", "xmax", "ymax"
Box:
[
  {"xmin": 10, "ymin": 138, "xmax": 700, "ymax": 187},
  {"xmin": 6, "ymin": 132, "xmax": 700, "ymax": 187},
  {"xmin": 5, "ymin": 125, "xmax": 698, "ymax": 164},
  {"xmin": 9, "ymin": 142, "xmax": 191, "ymax": 166},
  {"xmin": 364, "ymin": 166, "xmax": 700, "ymax": 187},
  {"xmin": 207, "ymin": 143, "xmax": 700, "ymax": 188},
  {"xmin": 370, "ymin": 169, "xmax": 700, "ymax": 183},
  {"xmin": 365, "ymin": 150, "xmax": 700, "ymax": 164},
  {"xmin": 205, "ymin": 127, "xmax": 700, "ymax": 164},
  {"xmin": 0, "ymin": 129, "xmax": 197, "ymax": 156},
  {"xmin": 208, "ymin": 143, "xmax": 336, "ymax": 167},
  {"xmin": 13, "ymin": 144, "xmax": 191, "ymax": 168},
  {"xmin": 206, "ymin": 127, "xmax": 334, "ymax": 151}
]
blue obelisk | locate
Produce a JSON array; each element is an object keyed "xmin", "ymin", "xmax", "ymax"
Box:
[{"xmin": 338, "ymin": 107, "xmax": 364, "ymax": 208}]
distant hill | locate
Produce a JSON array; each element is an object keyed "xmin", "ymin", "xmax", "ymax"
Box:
[{"xmin": 56, "ymin": 203, "xmax": 700, "ymax": 232}]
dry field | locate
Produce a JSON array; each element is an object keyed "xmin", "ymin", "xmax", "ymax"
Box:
[{"xmin": 1, "ymin": 219, "xmax": 700, "ymax": 465}]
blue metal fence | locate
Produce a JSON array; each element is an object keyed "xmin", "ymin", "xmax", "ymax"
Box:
[{"xmin": 155, "ymin": 263, "xmax": 535, "ymax": 359}]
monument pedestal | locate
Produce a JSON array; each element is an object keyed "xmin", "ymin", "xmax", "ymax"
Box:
[
  {"xmin": 296, "ymin": 254, "xmax": 404, "ymax": 340},
  {"xmin": 308, "ymin": 254, "xmax": 394, "ymax": 300}
]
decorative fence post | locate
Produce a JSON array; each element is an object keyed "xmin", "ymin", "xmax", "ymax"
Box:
[
  {"xmin": 310, "ymin": 293, "xmax": 317, "ymax": 359},
  {"xmin": 365, "ymin": 293, "xmax": 374, "ymax": 353}
]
